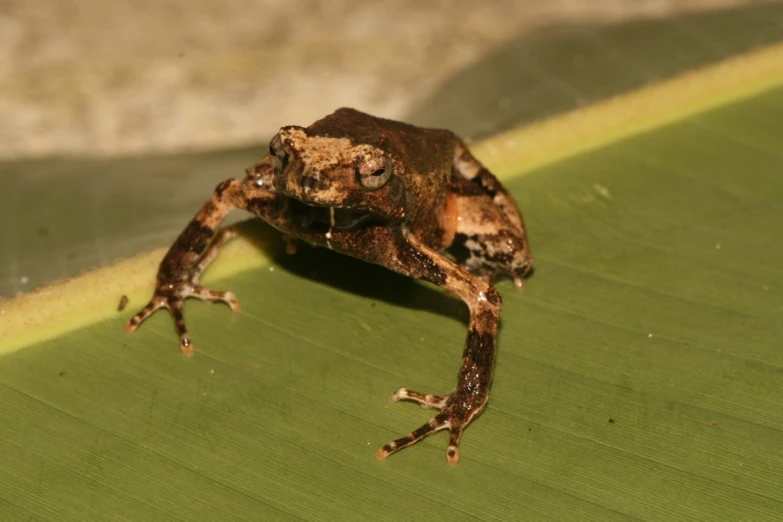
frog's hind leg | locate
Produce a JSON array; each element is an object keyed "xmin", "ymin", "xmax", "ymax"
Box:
[
  {"xmin": 445, "ymin": 175, "xmax": 533, "ymax": 289},
  {"xmin": 453, "ymin": 140, "xmax": 525, "ymax": 230},
  {"xmin": 449, "ymin": 141, "xmax": 534, "ymax": 288}
]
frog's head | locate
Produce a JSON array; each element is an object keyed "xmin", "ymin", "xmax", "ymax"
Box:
[{"xmin": 267, "ymin": 124, "xmax": 406, "ymax": 231}]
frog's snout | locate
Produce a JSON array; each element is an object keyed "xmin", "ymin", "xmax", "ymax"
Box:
[
  {"xmin": 299, "ymin": 173, "xmax": 322, "ymax": 192},
  {"xmin": 280, "ymin": 169, "xmax": 332, "ymax": 202}
]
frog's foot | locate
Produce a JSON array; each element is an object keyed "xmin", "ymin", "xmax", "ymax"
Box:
[
  {"xmin": 125, "ymin": 283, "xmax": 239, "ymax": 354},
  {"xmin": 125, "ymin": 223, "xmax": 243, "ymax": 353},
  {"xmin": 377, "ymin": 387, "xmax": 480, "ymax": 465}
]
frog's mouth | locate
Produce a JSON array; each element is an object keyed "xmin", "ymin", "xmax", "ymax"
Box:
[{"xmin": 288, "ymin": 198, "xmax": 380, "ymax": 232}]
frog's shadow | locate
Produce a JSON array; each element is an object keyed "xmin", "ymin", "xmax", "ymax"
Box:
[
  {"xmin": 277, "ymin": 243, "xmax": 470, "ymax": 327},
  {"xmin": 239, "ymin": 220, "xmax": 469, "ymax": 326}
]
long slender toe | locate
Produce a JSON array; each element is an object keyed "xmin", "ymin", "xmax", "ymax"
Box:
[
  {"xmin": 390, "ymin": 387, "xmax": 446, "ymax": 409},
  {"xmin": 192, "ymin": 287, "xmax": 241, "ymax": 311},
  {"xmin": 126, "ymin": 298, "xmax": 166, "ymax": 333},
  {"xmin": 446, "ymin": 447, "xmax": 460, "ymax": 465},
  {"xmin": 377, "ymin": 413, "xmax": 450, "ymax": 459},
  {"xmin": 447, "ymin": 427, "xmax": 463, "ymax": 465},
  {"xmin": 164, "ymin": 299, "xmax": 194, "ymax": 354}
]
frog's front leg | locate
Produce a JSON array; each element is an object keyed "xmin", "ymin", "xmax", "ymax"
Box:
[
  {"xmin": 126, "ymin": 171, "xmax": 282, "ymax": 353},
  {"xmin": 376, "ymin": 231, "xmax": 501, "ymax": 464}
]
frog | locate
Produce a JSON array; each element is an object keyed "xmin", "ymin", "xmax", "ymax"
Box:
[{"xmin": 126, "ymin": 108, "xmax": 534, "ymax": 464}]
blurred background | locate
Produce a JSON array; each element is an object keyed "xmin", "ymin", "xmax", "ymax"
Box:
[
  {"xmin": 0, "ymin": 0, "xmax": 771, "ymax": 158},
  {"xmin": 2, "ymin": 0, "xmax": 781, "ymax": 298}
]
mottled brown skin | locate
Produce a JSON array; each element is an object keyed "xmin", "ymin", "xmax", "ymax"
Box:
[{"xmin": 126, "ymin": 108, "xmax": 533, "ymax": 464}]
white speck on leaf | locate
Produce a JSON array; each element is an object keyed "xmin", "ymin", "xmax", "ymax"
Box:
[
  {"xmin": 593, "ymin": 184, "xmax": 611, "ymax": 200},
  {"xmin": 715, "ymin": 243, "xmax": 722, "ymax": 250},
  {"xmin": 269, "ymin": 266, "xmax": 275, "ymax": 272}
]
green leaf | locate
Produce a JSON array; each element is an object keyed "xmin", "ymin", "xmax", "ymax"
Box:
[{"xmin": 3, "ymin": 15, "xmax": 783, "ymax": 522}]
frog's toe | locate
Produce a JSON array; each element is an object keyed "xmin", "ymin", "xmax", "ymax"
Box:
[
  {"xmin": 389, "ymin": 387, "xmax": 446, "ymax": 409},
  {"xmin": 167, "ymin": 298, "xmax": 194, "ymax": 355},
  {"xmin": 446, "ymin": 426, "xmax": 464, "ymax": 464},
  {"xmin": 125, "ymin": 295, "xmax": 168, "ymax": 333},
  {"xmin": 376, "ymin": 412, "xmax": 452, "ymax": 461},
  {"xmin": 192, "ymin": 286, "xmax": 240, "ymax": 311}
]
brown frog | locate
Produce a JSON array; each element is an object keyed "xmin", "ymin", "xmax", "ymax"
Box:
[{"xmin": 126, "ymin": 108, "xmax": 534, "ymax": 464}]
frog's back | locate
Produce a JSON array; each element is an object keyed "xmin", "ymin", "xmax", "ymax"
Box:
[{"xmin": 306, "ymin": 108, "xmax": 457, "ymax": 179}]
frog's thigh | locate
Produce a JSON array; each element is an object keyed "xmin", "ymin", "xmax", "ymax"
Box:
[
  {"xmin": 447, "ymin": 191, "xmax": 529, "ymax": 284},
  {"xmin": 453, "ymin": 140, "xmax": 524, "ymax": 229}
]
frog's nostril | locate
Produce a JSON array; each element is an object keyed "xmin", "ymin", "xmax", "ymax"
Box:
[{"xmin": 300, "ymin": 174, "xmax": 320, "ymax": 191}]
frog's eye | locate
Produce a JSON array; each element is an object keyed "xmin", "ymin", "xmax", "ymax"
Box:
[{"xmin": 356, "ymin": 156, "xmax": 393, "ymax": 191}]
